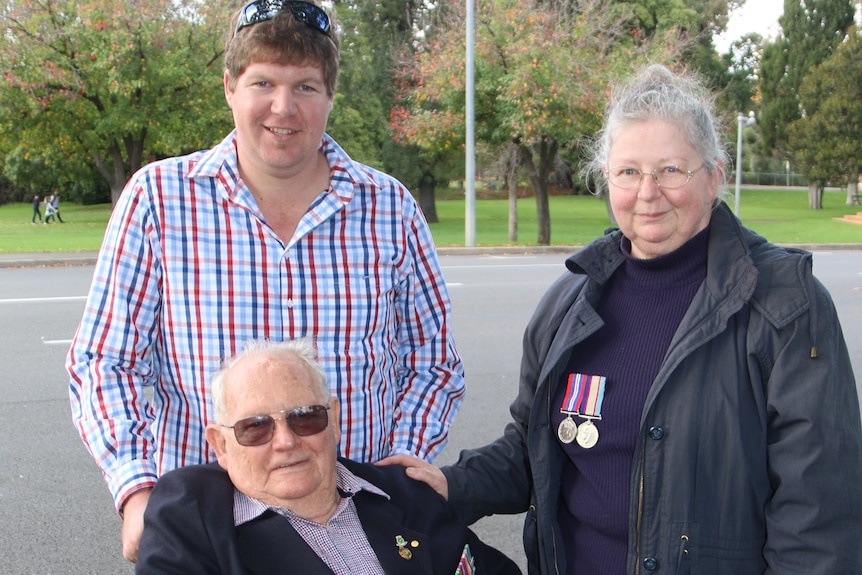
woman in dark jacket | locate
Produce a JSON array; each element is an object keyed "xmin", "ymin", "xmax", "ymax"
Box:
[{"xmin": 385, "ymin": 64, "xmax": 862, "ymax": 574}]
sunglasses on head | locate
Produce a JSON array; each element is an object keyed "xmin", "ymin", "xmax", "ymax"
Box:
[
  {"xmin": 223, "ymin": 404, "xmax": 330, "ymax": 446},
  {"xmin": 234, "ymin": 0, "xmax": 331, "ymax": 38}
]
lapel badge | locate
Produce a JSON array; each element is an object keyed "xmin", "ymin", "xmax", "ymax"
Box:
[{"xmin": 395, "ymin": 535, "xmax": 413, "ymax": 560}]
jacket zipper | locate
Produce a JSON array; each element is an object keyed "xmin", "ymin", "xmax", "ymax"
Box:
[
  {"xmin": 635, "ymin": 434, "xmax": 646, "ymax": 575},
  {"xmin": 547, "ymin": 377, "xmax": 561, "ymax": 575}
]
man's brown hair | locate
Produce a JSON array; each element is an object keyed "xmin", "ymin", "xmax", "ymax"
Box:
[{"xmin": 224, "ymin": 2, "xmax": 340, "ymax": 95}]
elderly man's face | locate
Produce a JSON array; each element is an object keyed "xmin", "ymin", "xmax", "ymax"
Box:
[{"xmin": 206, "ymin": 352, "xmax": 340, "ymax": 517}]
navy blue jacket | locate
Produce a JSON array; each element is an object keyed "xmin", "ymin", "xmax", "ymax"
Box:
[{"xmin": 137, "ymin": 459, "xmax": 521, "ymax": 575}]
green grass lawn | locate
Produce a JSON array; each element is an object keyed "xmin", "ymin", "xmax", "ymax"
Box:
[{"xmin": 0, "ymin": 188, "xmax": 859, "ymax": 254}]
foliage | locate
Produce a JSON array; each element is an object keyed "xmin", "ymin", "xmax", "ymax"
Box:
[
  {"xmin": 392, "ymin": 0, "xmax": 700, "ymax": 244},
  {"xmin": 787, "ymin": 28, "xmax": 862, "ymax": 201},
  {"xmin": 720, "ymin": 32, "xmax": 762, "ymax": 116},
  {"xmin": 326, "ymin": 0, "xmax": 463, "ymax": 216},
  {"xmin": 759, "ymin": 0, "xmax": 854, "ymax": 159},
  {"xmin": 0, "ymin": 0, "xmax": 234, "ymax": 203}
]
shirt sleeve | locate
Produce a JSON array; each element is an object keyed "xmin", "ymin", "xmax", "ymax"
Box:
[
  {"xmin": 66, "ymin": 173, "xmax": 162, "ymax": 511},
  {"xmin": 387, "ymin": 198, "xmax": 465, "ymax": 462}
]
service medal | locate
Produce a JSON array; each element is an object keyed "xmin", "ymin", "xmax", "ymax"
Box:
[
  {"xmin": 576, "ymin": 419, "xmax": 599, "ymax": 449},
  {"xmin": 557, "ymin": 416, "xmax": 577, "ymax": 444}
]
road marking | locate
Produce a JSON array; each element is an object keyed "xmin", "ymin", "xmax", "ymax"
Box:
[
  {"xmin": 42, "ymin": 338, "xmax": 74, "ymax": 346},
  {"xmin": 0, "ymin": 296, "xmax": 87, "ymax": 304}
]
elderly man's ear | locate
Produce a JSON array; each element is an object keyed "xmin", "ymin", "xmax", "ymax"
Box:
[
  {"xmin": 328, "ymin": 396, "xmax": 341, "ymax": 445},
  {"xmin": 206, "ymin": 422, "xmax": 229, "ymax": 462}
]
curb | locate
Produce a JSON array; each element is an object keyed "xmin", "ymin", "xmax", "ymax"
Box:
[{"xmin": 2, "ymin": 243, "xmax": 861, "ymax": 269}]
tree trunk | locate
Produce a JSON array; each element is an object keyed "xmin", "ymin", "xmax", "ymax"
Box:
[
  {"xmin": 518, "ymin": 138, "xmax": 557, "ymax": 246},
  {"xmin": 534, "ymin": 179, "xmax": 551, "ymax": 246},
  {"xmin": 507, "ymin": 174, "xmax": 518, "ymax": 242},
  {"xmin": 847, "ymin": 176, "xmax": 859, "ymax": 206},
  {"xmin": 417, "ymin": 174, "xmax": 439, "ymax": 224},
  {"xmin": 505, "ymin": 143, "xmax": 521, "ymax": 243},
  {"xmin": 808, "ymin": 183, "xmax": 823, "ymax": 209},
  {"xmin": 92, "ymin": 129, "xmax": 147, "ymax": 205}
]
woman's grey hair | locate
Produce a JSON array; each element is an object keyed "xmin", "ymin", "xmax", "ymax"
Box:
[
  {"xmin": 582, "ymin": 64, "xmax": 731, "ymax": 200},
  {"xmin": 210, "ymin": 338, "xmax": 329, "ymax": 424}
]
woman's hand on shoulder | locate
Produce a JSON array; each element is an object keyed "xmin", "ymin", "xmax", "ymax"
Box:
[{"xmin": 376, "ymin": 454, "xmax": 449, "ymax": 500}]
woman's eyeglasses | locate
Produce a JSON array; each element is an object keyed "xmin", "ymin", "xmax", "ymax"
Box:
[
  {"xmin": 234, "ymin": 0, "xmax": 331, "ymax": 39},
  {"xmin": 605, "ymin": 165, "xmax": 704, "ymax": 189},
  {"xmin": 222, "ymin": 404, "xmax": 330, "ymax": 446}
]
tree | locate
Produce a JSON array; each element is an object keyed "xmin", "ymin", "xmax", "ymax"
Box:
[
  {"xmin": 787, "ymin": 27, "xmax": 862, "ymax": 207},
  {"xmin": 759, "ymin": 0, "xmax": 854, "ymax": 159},
  {"xmin": 0, "ymin": 0, "xmax": 232, "ymax": 204},
  {"xmin": 720, "ymin": 32, "xmax": 763, "ymax": 117},
  {"xmin": 395, "ymin": 0, "xmax": 653, "ymax": 244},
  {"xmin": 325, "ymin": 0, "xmax": 463, "ymax": 223}
]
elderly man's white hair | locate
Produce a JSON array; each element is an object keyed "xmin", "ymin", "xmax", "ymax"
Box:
[{"xmin": 209, "ymin": 338, "xmax": 329, "ymax": 424}]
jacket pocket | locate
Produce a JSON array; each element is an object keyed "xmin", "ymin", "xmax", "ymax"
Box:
[{"xmin": 668, "ymin": 522, "xmax": 765, "ymax": 575}]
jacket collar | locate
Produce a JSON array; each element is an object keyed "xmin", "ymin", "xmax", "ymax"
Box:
[{"xmin": 235, "ymin": 476, "xmax": 434, "ymax": 575}]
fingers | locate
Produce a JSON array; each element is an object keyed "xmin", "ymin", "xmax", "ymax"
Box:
[
  {"xmin": 376, "ymin": 454, "xmax": 426, "ymax": 467},
  {"xmin": 376, "ymin": 454, "xmax": 449, "ymax": 500},
  {"xmin": 404, "ymin": 464, "xmax": 449, "ymax": 500}
]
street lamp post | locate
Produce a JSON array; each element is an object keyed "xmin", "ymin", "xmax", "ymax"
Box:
[
  {"xmin": 464, "ymin": 0, "xmax": 476, "ymax": 247},
  {"xmin": 734, "ymin": 111, "xmax": 756, "ymax": 216}
]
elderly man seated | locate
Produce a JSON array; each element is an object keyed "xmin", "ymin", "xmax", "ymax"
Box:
[{"xmin": 136, "ymin": 338, "xmax": 520, "ymax": 575}]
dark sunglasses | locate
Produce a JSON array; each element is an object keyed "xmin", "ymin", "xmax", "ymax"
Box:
[
  {"xmin": 223, "ymin": 404, "xmax": 330, "ymax": 446},
  {"xmin": 234, "ymin": 0, "xmax": 331, "ymax": 38}
]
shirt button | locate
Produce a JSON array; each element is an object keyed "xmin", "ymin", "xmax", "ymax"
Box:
[
  {"xmin": 286, "ymin": 298, "xmax": 294, "ymax": 308},
  {"xmin": 648, "ymin": 426, "xmax": 664, "ymax": 440},
  {"xmin": 643, "ymin": 556, "xmax": 658, "ymax": 571}
]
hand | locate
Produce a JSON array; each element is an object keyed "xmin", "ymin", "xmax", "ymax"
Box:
[
  {"xmin": 121, "ymin": 488, "xmax": 152, "ymax": 563},
  {"xmin": 377, "ymin": 454, "xmax": 449, "ymax": 500}
]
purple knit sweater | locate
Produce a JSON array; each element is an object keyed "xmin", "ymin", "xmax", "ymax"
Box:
[{"xmin": 550, "ymin": 227, "xmax": 709, "ymax": 574}]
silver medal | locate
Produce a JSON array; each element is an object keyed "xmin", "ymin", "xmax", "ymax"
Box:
[
  {"xmin": 557, "ymin": 416, "xmax": 577, "ymax": 444},
  {"xmin": 576, "ymin": 420, "xmax": 599, "ymax": 449}
]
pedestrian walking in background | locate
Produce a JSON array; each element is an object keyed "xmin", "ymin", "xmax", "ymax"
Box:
[
  {"xmin": 31, "ymin": 194, "xmax": 42, "ymax": 224},
  {"xmin": 49, "ymin": 190, "xmax": 64, "ymax": 223},
  {"xmin": 43, "ymin": 195, "xmax": 55, "ymax": 223}
]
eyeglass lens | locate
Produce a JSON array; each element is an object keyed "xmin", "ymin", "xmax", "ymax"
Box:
[
  {"xmin": 232, "ymin": 405, "xmax": 329, "ymax": 446},
  {"xmin": 235, "ymin": 0, "xmax": 330, "ymax": 38},
  {"xmin": 608, "ymin": 167, "xmax": 694, "ymax": 189}
]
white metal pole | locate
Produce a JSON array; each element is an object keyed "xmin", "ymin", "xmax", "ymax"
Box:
[
  {"xmin": 734, "ymin": 112, "xmax": 743, "ymax": 215},
  {"xmin": 465, "ymin": 0, "xmax": 476, "ymax": 246}
]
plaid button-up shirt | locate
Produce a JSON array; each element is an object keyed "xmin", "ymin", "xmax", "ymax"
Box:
[{"xmin": 67, "ymin": 132, "xmax": 464, "ymax": 510}]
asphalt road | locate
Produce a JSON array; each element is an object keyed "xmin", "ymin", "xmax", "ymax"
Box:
[{"xmin": 1, "ymin": 251, "xmax": 860, "ymax": 575}]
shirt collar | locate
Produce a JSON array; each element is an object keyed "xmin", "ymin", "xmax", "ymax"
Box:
[
  {"xmin": 233, "ymin": 461, "xmax": 390, "ymax": 526},
  {"xmin": 186, "ymin": 130, "xmax": 378, "ymax": 207}
]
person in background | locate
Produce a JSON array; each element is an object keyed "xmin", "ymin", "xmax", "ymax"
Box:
[
  {"xmin": 67, "ymin": 0, "xmax": 463, "ymax": 563},
  {"xmin": 136, "ymin": 338, "xmax": 519, "ymax": 575},
  {"xmin": 385, "ymin": 64, "xmax": 862, "ymax": 574},
  {"xmin": 31, "ymin": 194, "xmax": 42, "ymax": 224},
  {"xmin": 50, "ymin": 190, "xmax": 64, "ymax": 223},
  {"xmin": 43, "ymin": 195, "xmax": 55, "ymax": 223}
]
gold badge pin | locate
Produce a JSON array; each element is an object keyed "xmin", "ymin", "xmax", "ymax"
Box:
[{"xmin": 395, "ymin": 535, "xmax": 412, "ymax": 560}]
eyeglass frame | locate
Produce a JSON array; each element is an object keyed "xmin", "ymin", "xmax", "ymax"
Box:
[
  {"xmin": 604, "ymin": 165, "xmax": 705, "ymax": 190},
  {"xmin": 233, "ymin": 0, "xmax": 332, "ymax": 39},
  {"xmin": 221, "ymin": 404, "xmax": 331, "ymax": 446}
]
